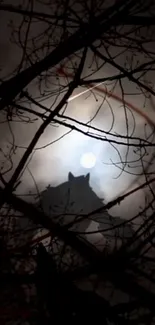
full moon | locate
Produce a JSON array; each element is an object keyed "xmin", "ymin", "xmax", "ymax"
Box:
[{"xmin": 80, "ymin": 152, "xmax": 97, "ymax": 169}]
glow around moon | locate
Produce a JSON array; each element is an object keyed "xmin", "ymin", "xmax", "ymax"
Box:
[{"xmin": 80, "ymin": 152, "xmax": 97, "ymax": 169}]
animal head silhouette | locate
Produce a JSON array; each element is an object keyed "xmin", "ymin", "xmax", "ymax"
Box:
[
  {"xmin": 38, "ymin": 172, "xmax": 137, "ymax": 253},
  {"xmin": 68, "ymin": 172, "xmax": 90, "ymax": 183},
  {"xmin": 40, "ymin": 172, "xmax": 103, "ymax": 219}
]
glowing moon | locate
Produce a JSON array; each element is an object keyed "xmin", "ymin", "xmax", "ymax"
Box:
[{"xmin": 80, "ymin": 152, "xmax": 96, "ymax": 169}]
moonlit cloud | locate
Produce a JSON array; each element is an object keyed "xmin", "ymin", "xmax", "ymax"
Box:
[{"xmin": 0, "ymin": 5, "xmax": 155, "ymax": 221}]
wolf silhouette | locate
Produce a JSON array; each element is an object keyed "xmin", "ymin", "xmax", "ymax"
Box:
[{"xmin": 40, "ymin": 172, "xmax": 135, "ymax": 251}]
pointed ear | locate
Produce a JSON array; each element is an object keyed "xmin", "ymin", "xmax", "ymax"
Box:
[
  {"xmin": 85, "ymin": 173, "xmax": 90, "ymax": 182},
  {"xmin": 68, "ymin": 172, "xmax": 74, "ymax": 181}
]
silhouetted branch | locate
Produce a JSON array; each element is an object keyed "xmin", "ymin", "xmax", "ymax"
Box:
[{"xmin": 0, "ymin": 47, "xmax": 87, "ymax": 207}]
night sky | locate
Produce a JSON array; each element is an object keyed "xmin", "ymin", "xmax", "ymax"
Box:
[
  {"xmin": 0, "ymin": 1, "xmax": 154, "ymax": 223},
  {"xmin": 0, "ymin": 0, "xmax": 155, "ymax": 322}
]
